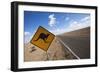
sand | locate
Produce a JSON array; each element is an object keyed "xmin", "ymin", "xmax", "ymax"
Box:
[{"xmin": 24, "ymin": 37, "xmax": 73, "ymax": 62}]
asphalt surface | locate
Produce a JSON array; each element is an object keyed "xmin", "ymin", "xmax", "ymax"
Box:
[{"xmin": 57, "ymin": 36, "xmax": 90, "ymax": 59}]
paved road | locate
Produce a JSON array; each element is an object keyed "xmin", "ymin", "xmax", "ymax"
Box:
[{"xmin": 57, "ymin": 36, "xmax": 90, "ymax": 59}]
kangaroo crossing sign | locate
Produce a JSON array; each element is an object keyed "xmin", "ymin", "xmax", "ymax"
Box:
[{"xmin": 30, "ymin": 26, "xmax": 55, "ymax": 51}]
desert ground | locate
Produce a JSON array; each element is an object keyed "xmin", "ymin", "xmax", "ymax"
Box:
[
  {"xmin": 24, "ymin": 37, "xmax": 74, "ymax": 62},
  {"xmin": 24, "ymin": 27, "xmax": 90, "ymax": 62},
  {"xmin": 57, "ymin": 27, "xmax": 90, "ymax": 59}
]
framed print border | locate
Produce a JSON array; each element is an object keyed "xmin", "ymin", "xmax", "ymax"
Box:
[{"xmin": 11, "ymin": 1, "xmax": 97, "ymax": 72}]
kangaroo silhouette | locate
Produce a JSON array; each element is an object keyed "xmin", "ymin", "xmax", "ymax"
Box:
[{"xmin": 34, "ymin": 33, "xmax": 50, "ymax": 43}]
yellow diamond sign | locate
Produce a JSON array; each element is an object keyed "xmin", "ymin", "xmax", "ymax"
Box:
[{"xmin": 30, "ymin": 26, "xmax": 55, "ymax": 51}]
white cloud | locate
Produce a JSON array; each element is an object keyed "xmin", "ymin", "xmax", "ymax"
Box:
[
  {"xmin": 66, "ymin": 16, "xmax": 90, "ymax": 31},
  {"xmin": 25, "ymin": 32, "xmax": 30, "ymax": 36},
  {"xmin": 81, "ymin": 16, "xmax": 90, "ymax": 22},
  {"xmin": 49, "ymin": 16, "xmax": 90, "ymax": 35},
  {"xmin": 65, "ymin": 17, "xmax": 69, "ymax": 21},
  {"xmin": 49, "ymin": 28, "xmax": 64, "ymax": 35},
  {"xmin": 48, "ymin": 14, "xmax": 56, "ymax": 27},
  {"xmin": 24, "ymin": 31, "xmax": 31, "ymax": 43},
  {"xmin": 67, "ymin": 21, "xmax": 83, "ymax": 31}
]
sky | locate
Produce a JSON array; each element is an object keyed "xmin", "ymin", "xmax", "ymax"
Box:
[{"xmin": 24, "ymin": 11, "xmax": 90, "ymax": 43}]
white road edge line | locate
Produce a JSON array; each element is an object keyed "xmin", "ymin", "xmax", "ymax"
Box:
[{"xmin": 58, "ymin": 38, "xmax": 80, "ymax": 59}]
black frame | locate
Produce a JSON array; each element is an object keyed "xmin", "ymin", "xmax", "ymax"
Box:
[{"xmin": 11, "ymin": 1, "xmax": 98, "ymax": 72}]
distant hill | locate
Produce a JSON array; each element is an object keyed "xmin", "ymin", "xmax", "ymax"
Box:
[{"xmin": 57, "ymin": 27, "xmax": 90, "ymax": 37}]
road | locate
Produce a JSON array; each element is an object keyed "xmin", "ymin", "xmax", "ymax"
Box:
[{"xmin": 57, "ymin": 36, "xmax": 90, "ymax": 59}]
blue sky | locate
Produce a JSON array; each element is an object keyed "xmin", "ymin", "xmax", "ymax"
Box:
[{"xmin": 24, "ymin": 11, "xmax": 90, "ymax": 43}]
